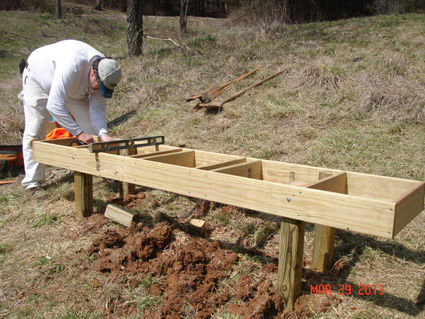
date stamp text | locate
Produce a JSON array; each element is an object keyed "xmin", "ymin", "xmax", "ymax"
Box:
[{"xmin": 310, "ymin": 284, "xmax": 385, "ymax": 296}]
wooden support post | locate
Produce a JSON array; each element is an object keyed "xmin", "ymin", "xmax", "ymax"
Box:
[
  {"xmin": 312, "ymin": 171, "xmax": 343, "ymax": 272},
  {"xmin": 74, "ymin": 171, "xmax": 93, "ymax": 219},
  {"xmin": 277, "ymin": 217, "xmax": 305, "ymax": 310},
  {"xmin": 119, "ymin": 148, "xmax": 136, "ymax": 199},
  {"xmin": 312, "ymin": 225, "xmax": 335, "ymax": 272}
]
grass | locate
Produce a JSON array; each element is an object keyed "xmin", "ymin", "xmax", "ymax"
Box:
[{"xmin": 0, "ymin": 1, "xmax": 425, "ymax": 318}]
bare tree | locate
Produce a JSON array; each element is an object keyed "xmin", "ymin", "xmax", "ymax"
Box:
[
  {"xmin": 127, "ymin": 0, "xmax": 143, "ymax": 56},
  {"xmin": 55, "ymin": 0, "xmax": 61, "ymax": 19},
  {"xmin": 94, "ymin": 0, "xmax": 102, "ymax": 10},
  {"xmin": 180, "ymin": 0, "xmax": 189, "ymax": 34}
]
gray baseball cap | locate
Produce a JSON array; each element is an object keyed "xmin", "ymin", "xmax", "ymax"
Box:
[{"xmin": 98, "ymin": 58, "xmax": 122, "ymax": 98}]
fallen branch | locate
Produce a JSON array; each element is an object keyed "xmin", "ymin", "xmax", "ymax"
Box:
[{"xmin": 145, "ymin": 35, "xmax": 183, "ymax": 48}]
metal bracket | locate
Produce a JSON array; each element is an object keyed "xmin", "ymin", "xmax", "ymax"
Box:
[{"xmin": 89, "ymin": 136, "xmax": 165, "ymax": 154}]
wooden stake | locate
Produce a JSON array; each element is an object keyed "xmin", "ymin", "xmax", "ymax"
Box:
[
  {"xmin": 277, "ymin": 217, "xmax": 305, "ymax": 310},
  {"xmin": 74, "ymin": 171, "xmax": 93, "ymax": 219}
]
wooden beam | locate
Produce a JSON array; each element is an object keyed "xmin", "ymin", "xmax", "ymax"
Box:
[
  {"xmin": 143, "ymin": 150, "xmax": 196, "ymax": 167},
  {"xmin": 278, "ymin": 217, "xmax": 305, "ymax": 310},
  {"xmin": 74, "ymin": 171, "xmax": 93, "ymax": 219},
  {"xmin": 261, "ymin": 161, "xmax": 340, "ymax": 184},
  {"xmin": 212, "ymin": 160, "xmax": 262, "ymax": 179},
  {"xmin": 197, "ymin": 158, "xmax": 246, "ymax": 170},
  {"xmin": 193, "ymin": 151, "xmax": 245, "ymax": 168},
  {"xmin": 347, "ymin": 171, "xmax": 422, "ymax": 201},
  {"xmin": 130, "ymin": 149, "xmax": 182, "ymax": 158},
  {"xmin": 394, "ymin": 181, "xmax": 425, "ymax": 236}
]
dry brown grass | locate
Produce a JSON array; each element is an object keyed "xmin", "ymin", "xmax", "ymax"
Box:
[{"xmin": 0, "ymin": 4, "xmax": 425, "ymax": 318}]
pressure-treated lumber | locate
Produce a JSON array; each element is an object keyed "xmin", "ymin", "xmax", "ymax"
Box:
[
  {"xmin": 105, "ymin": 203, "xmax": 139, "ymax": 227},
  {"xmin": 32, "ymin": 138, "xmax": 425, "ymax": 312},
  {"xmin": 144, "ymin": 150, "xmax": 196, "ymax": 167},
  {"xmin": 187, "ymin": 218, "xmax": 207, "ymax": 237},
  {"xmin": 278, "ymin": 217, "xmax": 305, "ymax": 310},
  {"xmin": 119, "ymin": 148, "xmax": 136, "ymax": 198},
  {"xmin": 310, "ymin": 172, "xmax": 346, "ymax": 271},
  {"xmin": 32, "ymin": 139, "xmax": 425, "ymax": 239},
  {"xmin": 212, "ymin": 160, "xmax": 263, "ymax": 179},
  {"xmin": 197, "ymin": 158, "xmax": 246, "ymax": 170},
  {"xmin": 130, "ymin": 149, "xmax": 182, "ymax": 159},
  {"xmin": 74, "ymin": 172, "xmax": 93, "ymax": 219}
]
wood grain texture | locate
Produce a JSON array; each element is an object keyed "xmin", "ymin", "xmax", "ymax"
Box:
[
  {"xmin": 105, "ymin": 203, "xmax": 139, "ymax": 227},
  {"xmin": 74, "ymin": 171, "xmax": 93, "ymax": 219},
  {"xmin": 33, "ymin": 141, "xmax": 425, "ymax": 238},
  {"xmin": 278, "ymin": 217, "xmax": 305, "ymax": 310}
]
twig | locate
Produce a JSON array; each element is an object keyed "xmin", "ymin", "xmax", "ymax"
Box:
[{"xmin": 145, "ymin": 35, "xmax": 183, "ymax": 48}]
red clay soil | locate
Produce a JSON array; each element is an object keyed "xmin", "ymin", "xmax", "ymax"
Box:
[{"xmin": 86, "ymin": 213, "xmax": 338, "ymax": 318}]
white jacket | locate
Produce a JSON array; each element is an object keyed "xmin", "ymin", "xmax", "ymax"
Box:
[{"xmin": 27, "ymin": 39, "xmax": 108, "ymax": 136}]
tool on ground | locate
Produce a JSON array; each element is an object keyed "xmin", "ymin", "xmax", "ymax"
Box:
[
  {"xmin": 89, "ymin": 135, "xmax": 165, "ymax": 153},
  {"xmin": 0, "ymin": 180, "xmax": 16, "ymax": 185},
  {"xmin": 0, "ymin": 145, "xmax": 24, "ymax": 178},
  {"xmin": 186, "ymin": 68, "xmax": 259, "ymax": 104},
  {"xmin": 107, "ymin": 110, "xmax": 137, "ymax": 129},
  {"xmin": 198, "ymin": 68, "xmax": 287, "ymax": 109}
]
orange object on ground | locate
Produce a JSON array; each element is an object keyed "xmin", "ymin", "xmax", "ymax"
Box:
[
  {"xmin": 46, "ymin": 128, "xmax": 73, "ymax": 140},
  {"xmin": 0, "ymin": 180, "xmax": 16, "ymax": 185}
]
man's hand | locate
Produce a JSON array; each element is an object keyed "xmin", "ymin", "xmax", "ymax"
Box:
[
  {"xmin": 76, "ymin": 131, "xmax": 95, "ymax": 144},
  {"xmin": 100, "ymin": 134, "xmax": 116, "ymax": 142}
]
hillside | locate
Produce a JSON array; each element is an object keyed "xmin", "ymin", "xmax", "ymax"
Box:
[{"xmin": 0, "ymin": 3, "xmax": 424, "ymax": 318}]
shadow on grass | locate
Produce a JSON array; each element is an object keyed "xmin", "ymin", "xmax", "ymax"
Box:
[
  {"xmin": 45, "ymin": 171, "xmax": 424, "ymax": 316},
  {"xmin": 304, "ymin": 229, "xmax": 425, "ymax": 316}
]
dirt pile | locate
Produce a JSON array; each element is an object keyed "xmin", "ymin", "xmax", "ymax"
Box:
[{"xmin": 87, "ymin": 222, "xmax": 286, "ymax": 318}]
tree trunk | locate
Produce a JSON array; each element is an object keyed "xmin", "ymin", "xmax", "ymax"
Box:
[
  {"xmin": 94, "ymin": 0, "xmax": 102, "ymax": 10},
  {"xmin": 127, "ymin": 0, "xmax": 143, "ymax": 57},
  {"xmin": 180, "ymin": 0, "xmax": 189, "ymax": 34},
  {"xmin": 55, "ymin": 0, "xmax": 61, "ymax": 19}
]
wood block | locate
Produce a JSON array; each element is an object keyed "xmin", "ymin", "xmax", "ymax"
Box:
[
  {"xmin": 105, "ymin": 203, "xmax": 139, "ymax": 227},
  {"xmin": 188, "ymin": 218, "xmax": 206, "ymax": 236}
]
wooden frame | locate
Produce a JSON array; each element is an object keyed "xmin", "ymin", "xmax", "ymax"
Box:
[
  {"xmin": 33, "ymin": 138, "xmax": 425, "ymax": 310},
  {"xmin": 34, "ymin": 138, "xmax": 424, "ymax": 239}
]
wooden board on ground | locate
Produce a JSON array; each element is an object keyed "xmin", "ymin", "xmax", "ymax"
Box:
[{"xmin": 105, "ymin": 203, "xmax": 139, "ymax": 227}]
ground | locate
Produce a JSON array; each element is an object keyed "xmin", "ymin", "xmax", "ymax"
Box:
[{"xmin": 66, "ymin": 191, "xmax": 343, "ymax": 318}]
